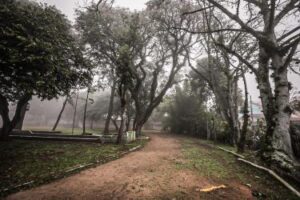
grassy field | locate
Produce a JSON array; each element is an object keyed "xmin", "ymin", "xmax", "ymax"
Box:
[
  {"xmin": 0, "ymin": 138, "xmax": 147, "ymax": 197},
  {"xmin": 177, "ymin": 138, "xmax": 299, "ymax": 200}
]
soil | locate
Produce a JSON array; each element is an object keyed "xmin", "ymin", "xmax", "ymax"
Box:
[{"xmin": 6, "ymin": 132, "xmax": 253, "ymax": 200}]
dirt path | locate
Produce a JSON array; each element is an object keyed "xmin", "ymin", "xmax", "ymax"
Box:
[{"xmin": 7, "ymin": 133, "xmax": 253, "ymax": 200}]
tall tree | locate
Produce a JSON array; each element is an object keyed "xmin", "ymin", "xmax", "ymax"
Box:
[
  {"xmin": 103, "ymin": 77, "xmax": 117, "ymax": 134},
  {"xmin": 0, "ymin": 0, "xmax": 92, "ymax": 140},
  {"xmin": 52, "ymin": 96, "xmax": 69, "ymax": 131},
  {"xmin": 184, "ymin": 0, "xmax": 300, "ymax": 168},
  {"xmin": 130, "ymin": 0, "xmax": 198, "ymax": 136},
  {"xmin": 76, "ymin": 5, "xmax": 146, "ymax": 143},
  {"xmin": 238, "ymin": 67, "xmax": 250, "ymax": 153}
]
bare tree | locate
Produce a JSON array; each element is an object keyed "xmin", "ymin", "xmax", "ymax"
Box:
[
  {"xmin": 103, "ymin": 77, "xmax": 117, "ymax": 134},
  {"xmin": 52, "ymin": 96, "xmax": 69, "ymax": 131},
  {"xmin": 182, "ymin": 0, "xmax": 300, "ymax": 168}
]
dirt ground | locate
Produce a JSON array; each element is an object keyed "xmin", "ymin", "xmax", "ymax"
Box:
[{"xmin": 7, "ymin": 132, "xmax": 253, "ymax": 200}]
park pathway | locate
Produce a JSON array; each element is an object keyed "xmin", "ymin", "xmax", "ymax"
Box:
[{"xmin": 7, "ymin": 132, "xmax": 253, "ymax": 200}]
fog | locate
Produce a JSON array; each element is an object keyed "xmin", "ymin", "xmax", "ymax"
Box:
[{"xmin": 1, "ymin": 90, "xmax": 111, "ymax": 130}]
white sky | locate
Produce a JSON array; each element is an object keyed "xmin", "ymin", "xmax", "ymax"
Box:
[
  {"xmin": 34, "ymin": 0, "xmax": 148, "ymax": 21},
  {"xmin": 33, "ymin": 0, "xmax": 300, "ymax": 103}
]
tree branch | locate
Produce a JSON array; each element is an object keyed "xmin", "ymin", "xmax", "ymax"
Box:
[
  {"xmin": 182, "ymin": 6, "xmax": 213, "ymax": 16},
  {"xmin": 283, "ymin": 40, "xmax": 300, "ymax": 69},
  {"xmin": 215, "ymin": 42, "xmax": 258, "ymax": 75},
  {"xmin": 205, "ymin": 0, "xmax": 265, "ymax": 41},
  {"xmin": 244, "ymin": 0, "xmax": 262, "ymax": 7},
  {"xmin": 281, "ymin": 35, "xmax": 300, "ymax": 53},
  {"xmin": 173, "ymin": 26, "xmax": 247, "ymax": 34},
  {"xmin": 278, "ymin": 26, "xmax": 300, "ymax": 41},
  {"xmin": 268, "ymin": 0, "xmax": 276, "ymax": 33},
  {"xmin": 274, "ymin": 0, "xmax": 299, "ymax": 26}
]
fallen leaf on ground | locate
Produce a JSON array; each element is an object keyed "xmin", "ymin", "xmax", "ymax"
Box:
[{"xmin": 200, "ymin": 185, "xmax": 226, "ymax": 192}]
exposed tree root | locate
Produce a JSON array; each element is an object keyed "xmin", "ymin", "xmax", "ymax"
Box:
[
  {"xmin": 216, "ymin": 146, "xmax": 300, "ymax": 198},
  {"xmin": 216, "ymin": 146, "xmax": 245, "ymax": 159},
  {"xmin": 237, "ymin": 158, "xmax": 300, "ymax": 198}
]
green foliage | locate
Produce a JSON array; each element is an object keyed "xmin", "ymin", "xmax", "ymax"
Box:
[
  {"xmin": 76, "ymin": 6, "xmax": 140, "ymax": 86},
  {"xmin": 0, "ymin": 0, "xmax": 92, "ymax": 102},
  {"xmin": 163, "ymin": 81, "xmax": 211, "ymax": 137}
]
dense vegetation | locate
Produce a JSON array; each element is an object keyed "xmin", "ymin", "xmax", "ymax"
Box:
[{"xmin": 0, "ymin": 0, "xmax": 92, "ymax": 139}]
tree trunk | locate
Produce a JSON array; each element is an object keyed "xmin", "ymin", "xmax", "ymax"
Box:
[
  {"xmin": 206, "ymin": 118, "xmax": 210, "ymax": 140},
  {"xmin": 71, "ymin": 92, "xmax": 79, "ymax": 135},
  {"xmin": 132, "ymin": 116, "xmax": 137, "ymax": 131},
  {"xmin": 135, "ymin": 124, "xmax": 143, "ymax": 137},
  {"xmin": 256, "ymin": 46, "xmax": 294, "ymax": 168},
  {"xmin": 116, "ymin": 107, "xmax": 125, "ymax": 144},
  {"xmin": 125, "ymin": 117, "xmax": 131, "ymax": 132},
  {"xmin": 15, "ymin": 103, "xmax": 28, "ymax": 130},
  {"xmin": 0, "ymin": 108, "xmax": 11, "ymax": 141},
  {"xmin": 0, "ymin": 94, "xmax": 31, "ymax": 140},
  {"xmin": 238, "ymin": 70, "xmax": 249, "ymax": 153},
  {"xmin": 111, "ymin": 117, "xmax": 119, "ymax": 131},
  {"xmin": 116, "ymin": 114, "xmax": 124, "ymax": 144},
  {"xmin": 52, "ymin": 96, "xmax": 68, "ymax": 131},
  {"xmin": 233, "ymin": 75, "xmax": 240, "ymax": 145},
  {"xmin": 116, "ymin": 90, "xmax": 126, "ymax": 144},
  {"xmin": 270, "ymin": 53, "xmax": 294, "ymax": 165},
  {"xmin": 103, "ymin": 79, "xmax": 116, "ymax": 134},
  {"xmin": 256, "ymin": 47, "xmax": 275, "ymax": 149},
  {"xmin": 212, "ymin": 118, "xmax": 217, "ymax": 143},
  {"xmin": 227, "ymin": 119, "xmax": 236, "ymax": 145},
  {"xmin": 82, "ymin": 89, "xmax": 90, "ymax": 135}
]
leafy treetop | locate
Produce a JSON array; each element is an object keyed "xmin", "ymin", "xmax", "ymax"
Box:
[{"xmin": 0, "ymin": 0, "xmax": 92, "ymax": 102}]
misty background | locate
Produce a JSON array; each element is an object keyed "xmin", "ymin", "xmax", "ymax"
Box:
[{"xmin": 8, "ymin": 0, "xmax": 299, "ymax": 130}]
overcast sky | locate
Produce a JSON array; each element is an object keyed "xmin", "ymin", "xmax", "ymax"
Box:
[
  {"xmin": 34, "ymin": 0, "xmax": 148, "ymax": 21},
  {"xmin": 33, "ymin": 0, "xmax": 300, "ymax": 103}
]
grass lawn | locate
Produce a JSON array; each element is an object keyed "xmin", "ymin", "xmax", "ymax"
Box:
[
  {"xmin": 177, "ymin": 138, "xmax": 299, "ymax": 200},
  {"xmin": 0, "ymin": 138, "xmax": 147, "ymax": 197}
]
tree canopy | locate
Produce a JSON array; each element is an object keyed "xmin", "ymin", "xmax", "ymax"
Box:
[
  {"xmin": 0, "ymin": 0, "xmax": 92, "ymax": 102},
  {"xmin": 0, "ymin": 0, "xmax": 93, "ymax": 139}
]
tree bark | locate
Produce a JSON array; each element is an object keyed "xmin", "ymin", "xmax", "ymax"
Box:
[
  {"xmin": 52, "ymin": 96, "xmax": 68, "ymax": 131},
  {"xmin": 233, "ymin": 75, "xmax": 240, "ymax": 145},
  {"xmin": 206, "ymin": 118, "xmax": 210, "ymax": 140},
  {"xmin": 82, "ymin": 88, "xmax": 90, "ymax": 135},
  {"xmin": 125, "ymin": 117, "xmax": 131, "ymax": 132},
  {"xmin": 111, "ymin": 117, "xmax": 119, "ymax": 131},
  {"xmin": 116, "ymin": 98, "xmax": 126, "ymax": 144},
  {"xmin": 71, "ymin": 92, "xmax": 79, "ymax": 135},
  {"xmin": 15, "ymin": 103, "xmax": 28, "ymax": 130},
  {"xmin": 238, "ymin": 70, "xmax": 249, "ymax": 153},
  {"xmin": 257, "ymin": 47, "xmax": 275, "ymax": 147},
  {"xmin": 116, "ymin": 82, "xmax": 127, "ymax": 144},
  {"xmin": 0, "ymin": 102, "xmax": 11, "ymax": 141},
  {"xmin": 103, "ymin": 79, "xmax": 116, "ymax": 134},
  {"xmin": 135, "ymin": 124, "xmax": 143, "ymax": 137},
  {"xmin": 270, "ymin": 53, "xmax": 294, "ymax": 163},
  {"xmin": 0, "ymin": 94, "xmax": 31, "ymax": 140}
]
